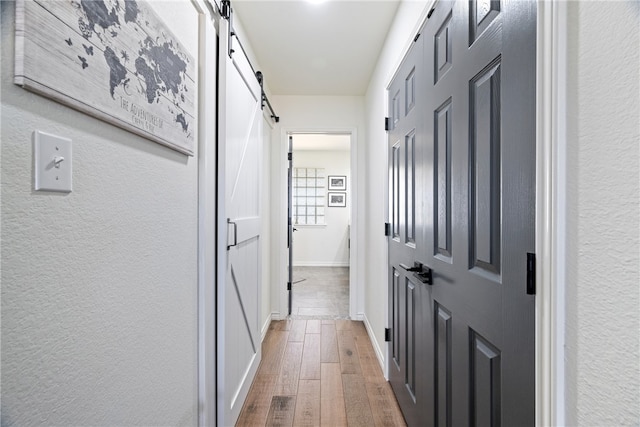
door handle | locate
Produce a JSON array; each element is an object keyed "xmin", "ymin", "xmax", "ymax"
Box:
[
  {"xmin": 227, "ymin": 218, "xmax": 238, "ymax": 250},
  {"xmin": 400, "ymin": 262, "xmax": 433, "ymax": 285},
  {"xmin": 416, "ymin": 267, "xmax": 433, "ymax": 285},
  {"xmin": 399, "ymin": 262, "xmax": 422, "ymax": 272}
]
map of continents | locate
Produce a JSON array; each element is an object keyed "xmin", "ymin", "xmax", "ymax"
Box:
[{"xmin": 73, "ymin": 0, "xmax": 192, "ymax": 135}]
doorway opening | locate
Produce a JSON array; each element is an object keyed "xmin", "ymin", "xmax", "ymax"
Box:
[{"xmin": 288, "ymin": 133, "xmax": 351, "ymax": 319}]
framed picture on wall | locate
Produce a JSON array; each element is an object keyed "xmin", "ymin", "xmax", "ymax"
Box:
[
  {"xmin": 328, "ymin": 175, "xmax": 346, "ymax": 191},
  {"xmin": 14, "ymin": 0, "xmax": 197, "ymax": 156},
  {"xmin": 328, "ymin": 192, "xmax": 346, "ymax": 207}
]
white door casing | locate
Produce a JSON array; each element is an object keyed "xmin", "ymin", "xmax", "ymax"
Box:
[
  {"xmin": 275, "ymin": 129, "xmax": 361, "ymax": 321},
  {"xmin": 196, "ymin": 4, "xmax": 218, "ymax": 426}
]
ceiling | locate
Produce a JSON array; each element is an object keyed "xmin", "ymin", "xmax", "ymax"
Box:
[
  {"xmin": 231, "ymin": 0, "xmax": 400, "ymax": 96},
  {"xmin": 292, "ymin": 133, "xmax": 351, "ymax": 151}
]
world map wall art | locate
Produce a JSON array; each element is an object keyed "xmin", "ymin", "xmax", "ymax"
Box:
[{"xmin": 15, "ymin": 0, "xmax": 196, "ymax": 155}]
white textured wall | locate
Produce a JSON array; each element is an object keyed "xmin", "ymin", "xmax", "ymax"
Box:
[
  {"xmin": 1, "ymin": 1, "xmax": 200, "ymax": 425},
  {"xmin": 565, "ymin": 1, "xmax": 640, "ymax": 425},
  {"xmin": 363, "ymin": 0, "xmax": 430, "ymax": 363},
  {"xmin": 293, "ymin": 149, "xmax": 351, "ymax": 267}
]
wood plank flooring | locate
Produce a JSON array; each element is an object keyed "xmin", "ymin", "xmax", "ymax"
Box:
[{"xmin": 236, "ymin": 319, "xmax": 406, "ymax": 427}]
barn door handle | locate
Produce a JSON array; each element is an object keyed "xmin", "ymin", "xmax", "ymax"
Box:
[
  {"xmin": 400, "ymin": 262, "xmax": 433, "ymax": 285},
  {"xmin": 227, "ymin": 219, "xmax": 238, "ymax": 250}
]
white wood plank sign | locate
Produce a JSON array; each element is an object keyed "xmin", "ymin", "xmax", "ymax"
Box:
[{"xmin": 15, "ymin": 0, "xmax": 196, "ymax": 155}]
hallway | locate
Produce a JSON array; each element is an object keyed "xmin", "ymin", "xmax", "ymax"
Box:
[
  {"xmin": 2, "ymin": 0, "xmax": 638, "ymax": 425},
  {"xmin": 236, "ymin": 319, "xmax": 406, "ymax": 426}
]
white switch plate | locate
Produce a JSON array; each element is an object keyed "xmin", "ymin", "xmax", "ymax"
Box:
[{"xmin": 34, "ymin": 130, "xmax": 72, "ymax": 192}]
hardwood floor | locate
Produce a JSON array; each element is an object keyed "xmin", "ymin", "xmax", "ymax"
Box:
[{"xmin": 236, "ymin": 319, "xmax": 406, "ymax": 427}]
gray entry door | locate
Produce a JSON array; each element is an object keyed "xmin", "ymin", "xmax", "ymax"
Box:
[
  {"xmin": 387, "ymin": 32, "xmax": 431, "ymax": 426},
  {"xmin": 388, "ymin": 0, "xmax": 536, "ymax": 425}
]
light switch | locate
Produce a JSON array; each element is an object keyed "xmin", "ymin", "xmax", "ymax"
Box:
[{"xmin": 34, "ymin": 130, "xmax": 72, "ymax": 192}]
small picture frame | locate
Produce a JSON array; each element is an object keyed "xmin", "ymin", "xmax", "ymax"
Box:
[
  {"xmin": 328, "ymin": 192, "xmax": 346, "ymax": 207},
  {"xmin": 328, "ymin": 175, "xmax": 347, "ymax": 191}
]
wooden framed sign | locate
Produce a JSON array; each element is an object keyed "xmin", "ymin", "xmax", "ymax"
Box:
[{"xmin": 14, "ymin": 0, "xmax": 196, "ymax": 155}]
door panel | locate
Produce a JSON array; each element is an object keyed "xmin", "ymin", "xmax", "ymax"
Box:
[
  {"xmin": 392, "ymin": 142, "xmax": 401, "ymax": 239},
  {"xmin": 405, "ymin": 131, "xmax": 416, "ymax": 245},
  {"xmin": 218, "ymin": 17, "xmax": 263, "ymax": 426},
  {"xmin": 387, "ymin": 31, "xmax": 432, "ymax": 426},
  {"xmin": 470, "ymin": 330, "xmax": 502, "ymax": 427},
  {"xmin": 469, "ymin": 59, "xmax": 502, "ymax": 276},
  {"xmin": 388, "ymin": 0, "xmax": 535, "ymax": 425},
  {"xmin": 434, "ymin": 98, "xmax": 452, "ymax": 260},
  {"xmin": 434, "ymin": 302, "xmax": 452, "ymax": 427},
  {"xmin": 405, "ymin": 278, "xmax": 416, "ymax": 399},
  {"xmin": 392, "ymin": 268, "xmax": 401, "ymax": 369}
]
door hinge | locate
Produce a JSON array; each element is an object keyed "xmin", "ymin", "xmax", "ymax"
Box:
[
  {"xmin": 526, "ymin": 253, "xmax": 536, "ymax": 295},
  {"xmin": 413, "ymin": 33, "xmax": 421, "ymax": 42},
  {"xmin": 384, "ymin": 222, "xmax": 391, "ymax": 236},
  {"xmin": 385, "ymin": 117, "xmax": 390, "ymax": 131},
  {"xmin": 427, "ymin": 6, "xmax": 435, "ymax": 19},
  {"xmin": 385, "ymin": 328, "xmax": 391, "ymax": 342},
  {"xmin": 287, "ymin": 281, "xmax": 292, "ymax": 291},
  {"xmin": 288, "ymin": 152, "xmax": 292, "ymax": 161}
]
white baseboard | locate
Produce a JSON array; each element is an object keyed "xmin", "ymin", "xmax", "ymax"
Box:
[
  {"xmin": 261, "ymin": 313, "xmax": 274, "ymax": 341},
  {"xmin": 270, "ymin": 311, "xmax": 285, "ymax": 321},
  {"xmin": 363, "ymin": 313, "xmax": 387, "ymax": 378},
  {"xmin": 293, "ymin": 261, "xmax": 350, "ymax": 267}
]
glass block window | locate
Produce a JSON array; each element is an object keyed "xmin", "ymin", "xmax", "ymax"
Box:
[{"xmin": 293, "ymin": 168, "xmax": 325, "ymax": 225}]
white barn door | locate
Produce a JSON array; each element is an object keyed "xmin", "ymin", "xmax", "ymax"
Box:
[{"xmin": 217, "ymin": 17, "xmax": 263, "ymax": 426}]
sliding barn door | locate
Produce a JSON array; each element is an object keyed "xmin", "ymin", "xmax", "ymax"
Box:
[
  {"xmin": 217, "ymin": 17, "xmax": 263, "ymax": 427},
  {"xmin": 387, "ymin": 0, "xmax": 536, "ymax": 425}
]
